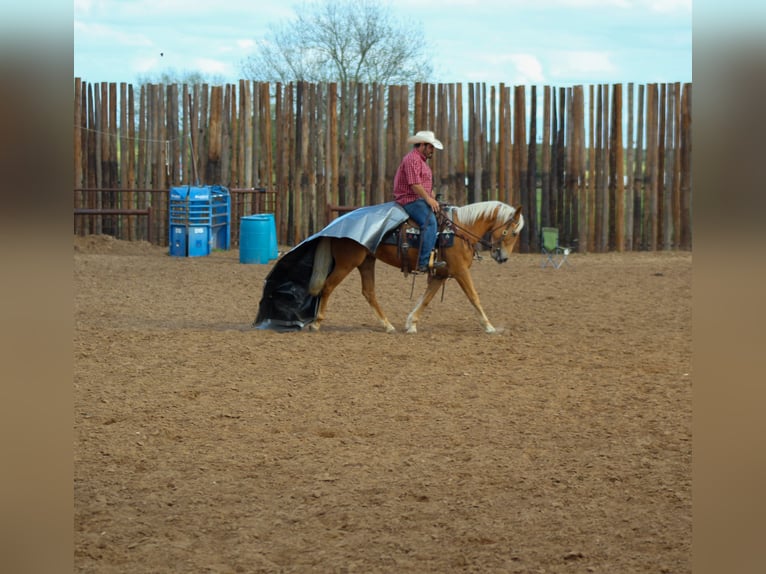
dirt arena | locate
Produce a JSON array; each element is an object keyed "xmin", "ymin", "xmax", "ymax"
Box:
[{"xmin": 74, "ymin": 235, "xmax": 691, "ymax": 573}]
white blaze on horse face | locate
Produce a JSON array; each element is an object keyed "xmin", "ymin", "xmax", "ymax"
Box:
[
  {"xmin": 495, "ymin": 215, "xmax": 523, "ymax": 261},
  {"xmin": 514, "ymin": 212, "xmax": 525, "ymax": 235}
]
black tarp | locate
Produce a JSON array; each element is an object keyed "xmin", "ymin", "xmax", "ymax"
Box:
[{"xmin": 253, "ymin": 202, "xmax": 410, "ymax": 332}]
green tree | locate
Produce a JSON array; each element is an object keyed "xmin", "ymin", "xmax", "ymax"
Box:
[{"xmin": 242, "ymin": 0, "xmax": 432, "ymax": 85}]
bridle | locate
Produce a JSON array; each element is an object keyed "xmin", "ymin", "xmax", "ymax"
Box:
[{"xmin": 440, "ymin": 210, "xmax": 521, "ymax": 257}]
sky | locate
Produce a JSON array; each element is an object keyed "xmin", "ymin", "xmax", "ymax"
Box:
[{"xmin": 74, "ymin": 0, "xmax": 692, "ymax": 87}]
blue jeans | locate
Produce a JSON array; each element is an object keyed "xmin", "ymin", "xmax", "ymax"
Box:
[{"xmin": 402, "ymin": 199, "xmax": 437, "ymax": 268}]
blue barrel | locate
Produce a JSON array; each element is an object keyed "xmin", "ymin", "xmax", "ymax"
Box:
[{"xmin": 239, "ymin": 214, "xmax": 278, "ymax": 264}]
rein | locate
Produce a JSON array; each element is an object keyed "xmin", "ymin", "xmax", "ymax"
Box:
[{"xmin": 440, "ymin": 210, "xmax": 520, "ymax": 253}]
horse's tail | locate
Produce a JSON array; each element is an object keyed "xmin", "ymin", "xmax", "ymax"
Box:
[{"xmin": 308, "ymin": 237, "xmax": 332, "ymax": 296}]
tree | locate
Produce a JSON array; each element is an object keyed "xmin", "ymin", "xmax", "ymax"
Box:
[
  {"xmin": 136, "ymin": 68, "xmax": 227, "ymax": 87},
  {"xmin": 241, "ymin": 0, "xmax": 432, "ymax": 85}
]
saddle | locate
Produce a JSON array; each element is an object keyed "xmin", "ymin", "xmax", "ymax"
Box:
[{"xmin": 381, "ymin": 205, "xmax": 457, "ymax": 275}]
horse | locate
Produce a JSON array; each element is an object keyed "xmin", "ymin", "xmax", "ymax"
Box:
[{"xmin": 306, "ymin": 200, "xmax": 524, "ymax": 334}]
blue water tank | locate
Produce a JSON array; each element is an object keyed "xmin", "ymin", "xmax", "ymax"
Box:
[
  {"xmin": 168, "ymin": 185, "xmax": 231, "ymax": 257},
  {"xmin": 240, "ymin": 214, "xmax": 278, "ymax": 264}
]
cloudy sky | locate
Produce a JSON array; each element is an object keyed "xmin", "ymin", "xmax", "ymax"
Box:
[{"xmin": 74, "ymin": 0, "xmax": 692, "ymax": 86}]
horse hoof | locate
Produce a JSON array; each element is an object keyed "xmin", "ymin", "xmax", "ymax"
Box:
[
  {"xmin": 385, "ymin": 325, "xmax": 396, "ymax": 334},
  {"xmin": 406, "ymin": 326, "xmax": 417, "ymax": 334},
  {"xmin": 308, "ymin": 322, "xmax": 320, "ymax": 332},
  {"xmin": 484, "ymin": 325, "xmax": 497, "ymax": 334}
]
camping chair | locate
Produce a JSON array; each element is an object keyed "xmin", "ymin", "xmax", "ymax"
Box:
[{"xmin": 541, "ymin": 227, "xmax": 572, "ymax": 269}]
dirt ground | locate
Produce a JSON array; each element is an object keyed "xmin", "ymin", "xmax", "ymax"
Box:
[{"xmin": 74, "ymin": 235, "xmax": 691, "ymax": 574}]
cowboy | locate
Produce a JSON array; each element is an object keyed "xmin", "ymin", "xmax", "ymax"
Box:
[{"xmin": 393, "ymin": 130, "xmax": 447, "ymax": 273}]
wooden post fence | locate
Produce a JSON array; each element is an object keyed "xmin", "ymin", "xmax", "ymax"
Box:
[{"xmin": 73, "ymin": 79, "xmax": 692, "ymax": 252}]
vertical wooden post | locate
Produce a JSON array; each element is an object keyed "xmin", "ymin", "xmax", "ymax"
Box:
[
  {"xmin": 446, "ymin": 83, "xmax": 457, "ymax": 203},
  {"xmin": 671, "ymin": 82, "xmax": 682, "ymax": 249},
  {"xmin": 594, "ymin": 85, "xmax": 604, "ymax": 251},
  {"xmin": 168, "ymin": 84, "xmax": 180, "ymax": 188},
  {"xmin": 573, "ymin": 86, "xmax": 586, "ymax": 252},
  {"xmin": 286, "ymin": 83, "xmax": 297, "ymax": 243},
  {"xmin": 109, "ymin": 84, "xmax": 119, "ymax": 194},
  {"xmin": 372, "ymin": 84, "xmax": 385, "ymax": 204},
  {"xmin": 239, "ymin": 79, "xmax": 249, "ymax": 188},
  {"xmin": 275, "ymin": 83, "xmax": 287, "ymax": 243},
  {"xmin": 488, "ymin": 85, "xmax": 497, "ymax": 201},
  {"xmin": 206, "ymin": 85, "xmax": 222, "ymax": 184},
  {"xmin": 601, "ymin": 84, "xmax": 611, "ymax": 252},
  {"xmin": 480, "ymin": 83, "xmax": 488, "ymax": 196},
  {"xmin": 455, "ymin": 84, "xmax": 465, "ymax": 205},
  {"xmin": 527, "ymin": 86, "xmax": 538, "ymax": 250},
  {"xmin": 586, "ymin": 85, "xmax": 595, "ymax": 251},
  {"xmin": 645, "ymin": 83, "xmax": 659, "ymax": 251},
  {"xmin": 513, "ymin": 85, "xmax": 527, "ymax": 250},
  {"xmin": 73, "ymin": 79, "xmax": 83, "ymax": 234},
  {"xmin": 657, "ymin": 83, "xmax": 667, "ymax": 249},
  {"xmin": 504, "ymin": 86, "xmax": 513, "ymax": 207},
  {"xmin": 564, "ymin": 88, "xmax": 574, "ymax": 243},
  {"xmin": 611, "ymin": 83, "xmax": 625, "ymax": 252},
  {"xmin": 633, "ymin": 85, "xmax": 645, "ymax": 250},
  {"xmin": 474, "ymin": 83, "xmax": 485, "ymax": 204},
  {"xmin": 625, "ymin": 83, "xmax": 635, "ymax": 250},
  {"xmin": 436, "ymin": 84, "xmax": 449, "ymax": 198},
  {"xmin": 556, "ymin": 88, "xmax": 566, "ymax": 233},
  {"xmin": 541, "ymin": 86, "xmax": 551, "ymax": 229},
  {"xmin": 679, "ymin": 83, "xmax": 692, "ymax": 250},
  {"xmin": 326, "ymin": 82, "xmax": 339, "ymax": 213},
  {"xmin": 221, "ymin": 84, "xmax": 232, "ymax": 188},
  {"xmin": 497, "ymin": 83, "xmax": 506, "ymax": 205},
  {"xmin": 355, "ymin": 82, "xmax": 365, "ymax": 205}
]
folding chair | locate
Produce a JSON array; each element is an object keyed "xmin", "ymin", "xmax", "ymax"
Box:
[{"xmin": 541, "ymin": 227, "xmax": 572, "ymax": 269}]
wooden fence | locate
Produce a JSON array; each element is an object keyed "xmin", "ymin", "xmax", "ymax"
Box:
[{"xmin": 73, "ymin": 79, "xmax": 692, "ymax": 252}]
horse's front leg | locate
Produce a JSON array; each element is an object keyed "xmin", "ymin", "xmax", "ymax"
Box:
[
  {"xmin": 405, "ymin": 276, "xmax": 446, "ymax": 334},
  {"xmin": 451, "ymin": 270, "xmax": 496, "ymax": 333},
  {"xmin": 358, "ymin": 256, "xmax": 396, "ymax": 333}
]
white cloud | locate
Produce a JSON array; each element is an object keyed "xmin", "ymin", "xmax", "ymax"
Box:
[
  {"xmin": 133, "ymin": 56, "xmax": 159, "ymax": 73},
  {"xmin": 644, "ymin": 0, "xmax": 691, "ymax": 12},
  {"xmin": 194, "ymin": 58, "xmax": 230, "ymax": 76},
  {"xmin": 399, "ymin": 0, "xmax": 690, "ymax": 11},
  {"xmin": 507, "ymin": 54, "xmax": 545, "ymax": 83},
  {"xmin": 73, "ymin": 0, "xmax": 93, "ymax": 12},
  {"xmin": 74, "ymin": 20, "xmax": 153, "ymax": 47},
  {"xmin": 556, "ymin": 0, "xmax": 631, "ymax": 7},
  {"xmin": 216, "ymin": 38, "xmax": 257, "ymax": 55},
  {"xmin": 458, "ymin": 52, "xmax": 545, "ymax": 84},
  {"xmin": 549, "ymin": 51, "xmax": 617, "ymax": 79}
]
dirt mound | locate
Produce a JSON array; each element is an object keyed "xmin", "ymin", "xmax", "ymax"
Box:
[{"xmin": 74, "ymin": 234, "xmax": 162, "ymax": 256}]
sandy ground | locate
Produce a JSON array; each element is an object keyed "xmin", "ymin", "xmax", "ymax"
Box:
[{"xmin": 74, "ymin": 235, "xmax": 691, "ymax": 573}]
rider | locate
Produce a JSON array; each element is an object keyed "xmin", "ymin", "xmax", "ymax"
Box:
[{"xmin": 393, "ymin": 130, "xmax": 447, "ymax": 273}]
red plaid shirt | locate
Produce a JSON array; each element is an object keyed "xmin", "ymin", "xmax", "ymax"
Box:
[{"xmin": 393, "ymin": 148, "xmax": 433, "ymax": 206}]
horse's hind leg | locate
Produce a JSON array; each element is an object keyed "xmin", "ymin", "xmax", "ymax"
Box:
[
  {"xmin": 358, "ymin": 256, "xmax": 395, "ymax": 333},
  {"xmin": 405, "ymin": 277, "xmax": 446, "ymax": 334},
  {"xmin": 309, "ymin": 241, "xmax": 367, "ymax": 331}
]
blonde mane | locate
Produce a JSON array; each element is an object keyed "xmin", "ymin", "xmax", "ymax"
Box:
[{"xmin": 455, "ymin": 201, "xmax": 517, "ymax": 226}]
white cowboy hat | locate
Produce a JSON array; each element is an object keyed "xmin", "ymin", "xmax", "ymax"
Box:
[{"xmin": 406, "ymin": 130, "xmax": 443, "ymax": 150}]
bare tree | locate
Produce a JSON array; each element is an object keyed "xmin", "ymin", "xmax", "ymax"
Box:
[
  {"xmin": 241, "ymin": 0, "xmax": 432, "ymax": 84},
  {"xmin": 136, "ymin": 68, "xmax": 227, "ymax": 87}
]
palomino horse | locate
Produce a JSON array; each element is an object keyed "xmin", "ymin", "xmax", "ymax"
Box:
[{"xmin": 306, "ymin": 201, "xmax": 524, "ymax": 334}]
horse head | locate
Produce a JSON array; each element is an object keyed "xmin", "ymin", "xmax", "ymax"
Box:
[{"xmin": 488, "ymin": 205, "xmax": 524, "ymax": 263}]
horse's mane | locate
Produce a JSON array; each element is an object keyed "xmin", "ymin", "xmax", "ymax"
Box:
[{"xmin": 455, "ymin": 201, "xmax": 516, "ymax": 226}]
